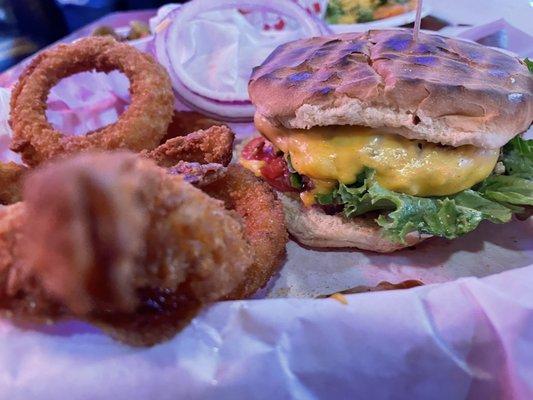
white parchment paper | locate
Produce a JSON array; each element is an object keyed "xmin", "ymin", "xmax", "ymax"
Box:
[
  {"xmin": 0, "ymin": 261, "xmax": 531, "ymax": 399},
  {"xmin": 270, "ymin": 219, "xmax": 532, "ymax": 298}
]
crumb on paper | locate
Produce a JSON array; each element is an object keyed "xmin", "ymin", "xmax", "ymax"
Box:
[{"xmin": 329, "ymin": 293, "xmax": 348, "ymax": 305}]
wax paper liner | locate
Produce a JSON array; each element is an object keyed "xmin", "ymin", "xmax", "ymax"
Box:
[{"xmin": 0, "ymin": 262, "xmax": 531, "ymax": 399}]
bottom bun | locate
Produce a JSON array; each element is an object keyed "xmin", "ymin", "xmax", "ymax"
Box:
[{"xmin": 279, "ymin": 192, "xmax": 428, "ymax": 253}]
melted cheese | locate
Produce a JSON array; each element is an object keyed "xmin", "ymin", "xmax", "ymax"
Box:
[
  {"xmin": 255, "ymin": 115, "xmax": 499, "ymax": 197},
  {"xmin": 239, "ymin": 158, "xmax": 264, "ymax": 177},
  {"xmin": 300, "ymin": 179, "xmax": 336, "ymax": 206}
]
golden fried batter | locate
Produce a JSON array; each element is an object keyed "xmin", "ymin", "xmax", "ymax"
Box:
[
  {"xmin": 0, "ymin": 202, "xmax": 65, "ymax": 319},
  {"xmin": 0, "ymin": 162, "xmax": 26, "ymax": 204},
  {"xmin": 22, "ymin": 152, "xmax": 253, "ymax": 317},
  {"xmin": 145, "ymin": 125, "xmax": 234, "ymax": 167},
  {"xmin": 0, "ymin": 202, "xmax": 26, "ymax": 299},
  {"xmin": 10, "ymin": 37, "xmax": 174, "ymax": 166},
  {"xmin": 203, "ymin": 165, "xmax": 288, "ymax": 299}
]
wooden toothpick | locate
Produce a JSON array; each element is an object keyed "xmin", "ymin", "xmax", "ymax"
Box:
[{"xmin": 413, "ymin": 0, "xmax": 423, "ymax": 42}]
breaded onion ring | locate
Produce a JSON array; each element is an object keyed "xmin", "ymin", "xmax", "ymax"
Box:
[
  {"xmin": 0, "ymin": 162, "xmax": 26, "ymax": 205},
  {"xmin": 0, "ymin": 155, "xmax": 287, "ymax": 345},
  {"xmin": 9, "ymin": 37, "xmax": 174, "ymax": 166},
  {"xmin": 144, "ymin": 125, "xmax": 235, "ymax": 167},
  {"xmin": 2, "ymin": 152, "xmax": 253, "ymax": 345},
  {"xmin": 203, "ymin": 165, "xmax": 288, "ymax": 299},
  {"xmin": 23, "ymin": 153, "xmax": 253, "ymax": 312}
]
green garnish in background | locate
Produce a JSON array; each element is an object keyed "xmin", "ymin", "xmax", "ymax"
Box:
[{"xmin": 525, "ymin": 58, "xmax": 533, "ymax": 72}]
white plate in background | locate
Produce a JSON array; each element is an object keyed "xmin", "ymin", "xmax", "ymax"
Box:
[{"xmin": 329, "ymin": 4, "xmax": 431, "ymax": 33}]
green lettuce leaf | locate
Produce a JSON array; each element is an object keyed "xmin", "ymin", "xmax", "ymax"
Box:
[
  {"xmin": 525, "ymin": 58, "xmax": 533, "ymax": 73},
  {"xmin": 478, "ymin": 175, "xmax": 532, "ymax": 206},
  {"xmin": 325, "ymin": 0, "xmax": 345, "ymax": 24},
  {"xmin": 500, "ymin": 136, "xmax": 533, "ymax": 179},
  {"xmin": 333, "ymin": 170, "xmax": 512, "ymax": 243},
  {"xmin": 316, "ymin": 137, "xmax": 533, "ymax": 243}
]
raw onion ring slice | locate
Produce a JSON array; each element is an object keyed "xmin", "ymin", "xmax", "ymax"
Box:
[{"xmin": 153, "ymin": 0, "xmax": 331, "ymax": 121}]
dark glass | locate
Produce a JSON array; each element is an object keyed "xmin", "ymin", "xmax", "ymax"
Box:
[{"xmin": 7, "ymin": 0, "xmax": 67, "ymax": 46}]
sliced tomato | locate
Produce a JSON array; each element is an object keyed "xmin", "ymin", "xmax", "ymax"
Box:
[
  {"xmin": 263, "ymin": 173, "xmax": 295, "ymax": 193},
  {"xmin": 241, "ymin": 137, "xmax": 267, "ymax": 161},
  {"xmin": 242, "ymin": 137, "xmax": 299, "ymax": 192},
  {"xmin": 261, "ymin": 158, "xmax": 296, "ymax": 192},
  {"xmin": 260, "ymin": 157, "xmax": 284, "ymax": 179}
]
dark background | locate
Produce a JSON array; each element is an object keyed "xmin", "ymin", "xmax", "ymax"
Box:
[{"xmin": 0, "ymin": 0, "xmax": 185, "ymax": 71}]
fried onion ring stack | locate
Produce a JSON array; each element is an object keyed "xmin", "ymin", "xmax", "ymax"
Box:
[
  {"xmin": 204, "ymin": 165, "xmax": 288, "ymax": 299},
  {"xmin": 9, "ymin": 37, "xmax": 174, "ymax": 166},
  {"xmin": 0, "ymin": 36, "xmax": 288, "ymax": 345},
  {"xmin": 0, "ymin": 152, "xmax": 287, "ymax": 345}
]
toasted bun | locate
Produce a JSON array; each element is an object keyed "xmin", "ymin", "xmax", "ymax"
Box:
[
  {"xmin": 278, "ymin": 192, "xmax": 427, "ymax": 253},
  {"xmin": 249, "ymin": 29, "xmax": 533, "ymax": 149}
]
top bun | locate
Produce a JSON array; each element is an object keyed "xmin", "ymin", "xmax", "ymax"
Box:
[{"xmin": 249, "ymin": 29, "xmax": 533, "ymax": 149}]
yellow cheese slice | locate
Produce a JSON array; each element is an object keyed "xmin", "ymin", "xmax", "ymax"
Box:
[{"xmin": 255, "ymin": 115, "xmax": 499, "ymax": 197}]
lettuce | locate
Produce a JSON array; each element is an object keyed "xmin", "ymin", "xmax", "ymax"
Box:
[
  {"xmin": 499, "ymin": 135, "xmax": 533, "ymax": 179},
  {"xmin": 478, "ymin": 176, "xmax": 533, "ymax": 207},
  {"xmin": 325, "ymin": 0, "xmax": 345, "ymax": 24},
  {"xmin": 525, "ymin": 58, "xmax": 533, "ymax": 73},
  {"xmin": 317, "ymin": 137, "xmax": 533, "ymax": 243}
]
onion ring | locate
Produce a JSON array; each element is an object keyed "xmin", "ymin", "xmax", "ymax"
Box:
[
  {"xmin": 203, "ymin": 164, "xmax": 288, "ymax": 299},
  {"xmin": 17, "ymin": 153, "xmax": 254, "ymax": 345},
  {"xmin": 0, "ymin": 162, "xmax": 26, "ymax": 205},
  {"xmin": 0, "ymin": 156, "xmax": 287, "ymax": 345},
  {"xmin": 9, "ymin": 37, "xmax": 174, "ymax": 166},
  {"xmin": 144, "ymin": 125, "xmax": 235, "ymax": 167}
]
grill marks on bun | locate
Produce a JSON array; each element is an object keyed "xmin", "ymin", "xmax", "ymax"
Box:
[{"xmin": 249, "ymin": 29, "xmax": 533, "ymax": 149}]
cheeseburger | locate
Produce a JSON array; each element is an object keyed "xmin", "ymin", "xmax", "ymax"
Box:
[{"xmin": 241, "ymin": 29, "xmax": 533, "ymax": 252}]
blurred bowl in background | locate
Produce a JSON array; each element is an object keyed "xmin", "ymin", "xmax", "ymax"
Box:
[{"xmin": 329, "ymin": 4, "xmax": 431, "ymax": 33}]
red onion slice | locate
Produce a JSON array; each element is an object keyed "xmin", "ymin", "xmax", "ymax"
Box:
[
  {"xmin": 153, "ymin": 0, "xmax": 330, "ymax": 121},
  {"xmin": 154, "ymin": 28, "xmax": 255, "ymax": 122}
]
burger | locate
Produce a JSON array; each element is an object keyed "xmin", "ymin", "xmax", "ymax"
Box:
[{"xmin": 240, "ymin": 29, "xmax": 533, "ymax": 252}]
